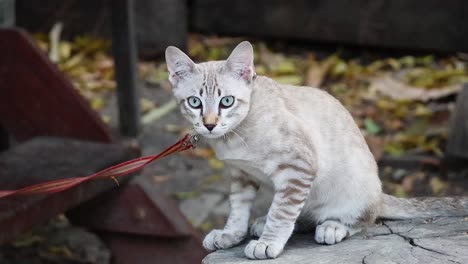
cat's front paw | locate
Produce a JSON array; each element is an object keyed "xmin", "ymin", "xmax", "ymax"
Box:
[
  {"xmin": 244, "ymin": 240, "xmax": 284, "ymax": 259},
  {"xmin": 203, "ymin": 229, "xmax": 246, "ymax": 251}
]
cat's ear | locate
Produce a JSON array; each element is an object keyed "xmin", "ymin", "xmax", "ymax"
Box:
[
  {"xmin": 165, "ymin": 46, "xmax": 197, "ymax": 85},
  {"xmin": 225, "ymin": 41, "xmax": 255, "ymax": 82}
]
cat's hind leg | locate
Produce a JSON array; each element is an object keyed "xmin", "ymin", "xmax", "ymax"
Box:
[
  {"xmin": 250, "ymin": 215, "xmax": 266, "ymax": 237},
  {"xmin": 314, "ymin": 220, "xmax": 361, "ymax": 245}
]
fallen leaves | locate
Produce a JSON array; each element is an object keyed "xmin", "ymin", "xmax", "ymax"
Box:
[
  {"xmin": 203, "ymin": 174, "xmax": 222, "ymax": 185},
  {"xmin": 185, "ymin": 36, "xmax": 465, "ymax": 158},
  {"xmin": 369, "ymin": 74, "xmax": 462, "ymax": 101},
  {"xmin": 33, "ymin": 29, "xmax": 468, "ymax": 159},
  {"xmin": 152, "ymin": 175, "xmax": 170, "ymax": 184},
  {"xmin": 173, "ymin": 191, "xmax": 201, "ymax": 200},
  {"xmin": 47, "ymin": 245, "xmax": 73, "ymax": 258},
  {"xmin": 208, "ymin": 158, "xmax": 224, "ymax": 170},
  {"xmin": 141, "ymin": 100, "xmax": 177, "ymax": 124},
  {"xmin": 364, "ymin": 118, "xmax": 381, "ymax": 135},
  {"xmin": 304, "ymin": 55, "xmax": 337, "ymax": 87},
  {"xmin": 183, "ymin": 148, "xmax": 215, "ymax": 159},
  {"xmin": 140, "ymin": 98, "xmax": 156, "ymax": 114},
  {"xmin": 33, "ymin": 24, "xmax": 115, "ymax": 122},
  {"xmin": 31, "ymin": 27, "xmax": 468, "ymax": 161},
  {"xmin": 429, "ymin": 177, "xmax": 448, "ymax": 195},
  {"xmin": 12, "ymin": 234, "xmax": 44, "ymax": 248},
  {"xmin": 257, "ymin": 43, "xmax": 303, "ymax": 85}
]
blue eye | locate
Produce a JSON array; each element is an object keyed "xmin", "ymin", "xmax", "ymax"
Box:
[
  {"xmin": 188, "ymin": 96, "xmax": 201, "ymax": 108},
  {"xmin": 220, "ymin": 96, "xmax": 235, "ymax": 108}
]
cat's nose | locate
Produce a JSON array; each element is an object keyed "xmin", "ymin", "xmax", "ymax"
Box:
[{"xmin": 204, "ymin": 124, "xmax": 216, "ymax": 131}]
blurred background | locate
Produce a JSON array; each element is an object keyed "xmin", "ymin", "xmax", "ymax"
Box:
[{"xmin": 0, "ymin": 0, "xmax": 467, "ymax": 263}]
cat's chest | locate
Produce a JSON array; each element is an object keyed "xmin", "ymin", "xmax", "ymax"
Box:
[
  {"xmin": 209, "ymin": 138, "xmax": 252, "ymax": 162},
  {"xmin": 209, "ymin": 139, "xmax": 273, "ymax": 184}
]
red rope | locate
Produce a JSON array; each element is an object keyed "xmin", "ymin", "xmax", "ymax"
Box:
[{"xmin": 0, "ymin": 134, "xmax": 196, "ymax": 199}]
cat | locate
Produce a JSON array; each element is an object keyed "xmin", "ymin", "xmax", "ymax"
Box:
[{"xmin": 165, "ymin": 41, "xmax": 468, "ymax": 259}]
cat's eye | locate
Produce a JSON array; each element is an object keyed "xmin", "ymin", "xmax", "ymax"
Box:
[
  {"xmin": 220, "ymin": 96, "xmax": 235, "ymax": 108},
  {"xmin": 187, "ymin": 96, "xmax": 202, "ymax": 109}
]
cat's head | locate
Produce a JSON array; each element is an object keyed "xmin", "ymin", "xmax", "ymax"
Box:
[{"xmin": 165, "ymin": 41, "xmax": 255, "ymax": 139}]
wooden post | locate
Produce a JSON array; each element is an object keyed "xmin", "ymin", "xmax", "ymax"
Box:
[
  {"xmin": 446, "ymin": 84, "xmax": 468, "ymax": 159},
  {"xmin": 111, "ymin": 0, "xmax": 140, "ymax": 137},
  {"xmin": 0, "ymin": 0, "xmax": 15, "ymax": 27},
  {"xmin": 0, "ymin": 124, "xmax": 9, "ymax": 151}
]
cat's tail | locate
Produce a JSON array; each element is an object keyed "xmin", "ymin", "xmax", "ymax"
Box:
[{"xmin": 379, "ymin": 194, "xmax": 468, "ymax": 219}]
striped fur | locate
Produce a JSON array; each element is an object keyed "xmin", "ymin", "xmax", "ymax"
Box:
[
  {"xmin": 203, "ymin": 169, "xmax": 258, "ymax": 251},
  {"xmin": 166, "ymin": 42, "xmax": 468, "ymax": 260}
]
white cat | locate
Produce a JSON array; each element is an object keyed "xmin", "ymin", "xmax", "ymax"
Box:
[{"xmin": 165, "ymin": 41, "xmax": 468, "ymax": 259}]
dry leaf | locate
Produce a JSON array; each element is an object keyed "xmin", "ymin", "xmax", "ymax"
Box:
[
  {"xmin": 366, "ymin": 135, "xmax": 384, "ymax": 160},
  {"xmin": 48, "ymin": 245, "xmax": 73, "ymax": 257},
  {"xmin": 90, "ymin": 97, "xmax": 105, "ymax": 110},
  {"xmin": 152, "ymin": 175, "xmax": 170, "ymax": 183},
  {"xmin": 48, "ymin": 22, "xmax": 63, "ymax": 63},
  {"xmin": 203, "ymin": 174, "xmax": 222, "ymax": 185},
  {"xmin": 140, "ymin": 98, "xmax": 156, "ymax": 113},
  {"xmin": 184, "ymin": 148, "xmax": 214, "ymax": 159},
  {"xmin": 273, "ymin": 75, "xmax": 303, "ymax": 85},
  {"xmin": 369, "ymin": 74, "xmax": 462, "ymax": 101},
  {"xmin": 173, "ymin": 191, "xmax": 200, "ymax": 200},
  {"xmin": 141, "ymin": 100, "xmax": 177, "ymax": 124},
  {"xmin": 430, "ymin": 177, "xmax": 447, "ymax": 195},
  {"xmin": 101, "ymin": 115, "xmax": 111, "ymax": 124},
  {"xmin": 208, "ymin": 158, "xmax": 224, "ymax": 170},
  {"xmin": 13, "ymin": 234, "xmax": 44, "ymax": 248}
]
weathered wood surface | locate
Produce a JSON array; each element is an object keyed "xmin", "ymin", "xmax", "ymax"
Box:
[
  {"xmin": 203, "ymin": 217, "xmax": 468, "ymax": 264},
  {"xmin": 192, "ymin": 0, "xmax": 468, "ymax": 52},
  {"xmin": 0, "ymin": 29, "xmax": 114, "ymax": 143},
  {"xmin": 0, "ymin": 136, "xmax": 139, "ymax": 243}
]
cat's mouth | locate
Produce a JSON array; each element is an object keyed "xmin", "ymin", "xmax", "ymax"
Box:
[
  {"xmin": 202, "ymin": 133, "xmax": 223, "ymax": 139},
  {"xmin": 196, "ymin": 125, "xmax": 228, "ymax": 139},
  {"xmin": 199, "ymin": 129, "xmax": 227, "ymax": 139}
]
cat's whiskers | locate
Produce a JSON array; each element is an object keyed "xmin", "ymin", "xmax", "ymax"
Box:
[
  {"xmin": 231, "ymin": 124, "xmax": 249, "ymax": 136},
  {"xmin": 231, "ymin": 128, "xmax": 250, "ymax": 152},
  {"xmin": 232, "ymin": 127, "xmax": 248, "ymax": 138},
  {"xmin": 223, "ymin": 131, "xmax": 233, "ymax": 145}
]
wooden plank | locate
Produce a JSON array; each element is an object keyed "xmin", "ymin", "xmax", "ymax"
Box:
[
  {"xmin": 69, "ymin": 183, "xmax": 207, "ymax": 264},
  {"xmin": 446, "ymin": 85, "xmax": 468, "ymax": 159},
  {"xmin": 69, "ymin": 180, "xmax": 203, "ymax": 238},
  {"xmin": 0, "ymin": 28, "xmax": 114, "ymax": 143},
  {"xmin": 110, "ymin": 0, "xmax": 140, "ymax": 137},
  {"xmin": 192, "ymin": 0, "xmax": 468, "ymax": 52},
  {"xmin": 0, "ymin": 137, "xmax": 139, "ymax": 243}
]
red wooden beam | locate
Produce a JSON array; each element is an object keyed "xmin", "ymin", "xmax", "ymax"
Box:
[
  {"xmin": 68, "ymin": 183, "xmax": 208, "ymax": 264},
  {"xmin": 0, "ymin": 137, "xmax": 140, "ymax": 244},
  {"xmin": 0, "ymin": 28, "xmax": 114, "ymax": 143}
]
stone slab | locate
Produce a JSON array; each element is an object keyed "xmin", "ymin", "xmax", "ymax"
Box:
[
  {"xmin": 203, "ymin": 217, "xmax": 468, "ymax": 264},
  {"xmin": 180, "ymin": 193, "xmax": 224, "ymax": 227}
]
